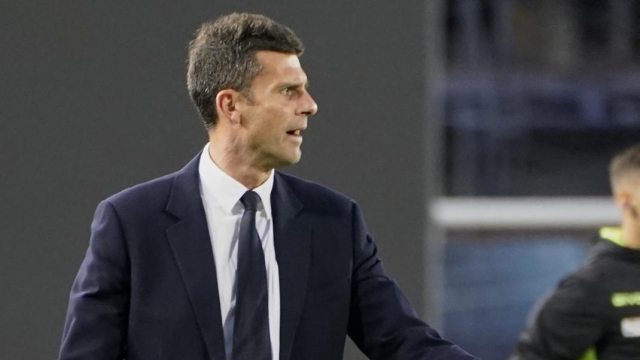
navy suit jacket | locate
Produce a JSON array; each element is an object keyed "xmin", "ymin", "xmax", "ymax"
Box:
[{"xmin": 59, "ymin": 153, "xmax": 476, "ymax": 360}]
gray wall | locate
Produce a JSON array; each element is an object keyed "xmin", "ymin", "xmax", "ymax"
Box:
[{"xmin": 0, "ymin": 2, "xmax": 428, "ymax": 359}]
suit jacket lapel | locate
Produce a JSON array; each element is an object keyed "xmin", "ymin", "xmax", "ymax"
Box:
[
  {"xmin": 272, "ymin": 173, "xmax": 311, "ymax": 360},
  {"xmin": 165, "ymin": 153, "xmax": 226, "ymax": 360}
]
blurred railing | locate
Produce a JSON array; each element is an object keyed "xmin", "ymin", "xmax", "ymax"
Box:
[{"xmin": 431, "ymin": 196, "xmax": 619, "ymax": 229}]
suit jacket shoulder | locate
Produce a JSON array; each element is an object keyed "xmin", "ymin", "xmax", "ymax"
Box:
[
  {"xmin": 104, "ymin": 154, "xmax": 201, "ymax": 223},
  {"xmin": 108, "ymin": 172, "xmax": 175, "ymax": 206},
  {"xmin": 275, "ymin": 171, "xmax": 355, "ymax": 217}
]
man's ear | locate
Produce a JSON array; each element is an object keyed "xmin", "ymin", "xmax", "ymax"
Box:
[
  {"xmin": 215, "ymin": 89, "xmax": 243, "ymax": 125},
  {"xmin": 614, "ymin": 191, "xmax": 632, "ymax": 213}
]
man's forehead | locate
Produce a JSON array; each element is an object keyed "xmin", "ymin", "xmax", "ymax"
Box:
[
  {"xmin": 616, "ymin": 171, "xmax": 640, "ymax": 190},
  {"xmin": 255, "ymin": 51, "xmax": 304, "ymax": 75}
]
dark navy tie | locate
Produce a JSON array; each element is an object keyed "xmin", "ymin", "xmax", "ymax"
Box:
[{"xmin": 232, "ymin": 191, "xmax": 271, "ymax": 360}]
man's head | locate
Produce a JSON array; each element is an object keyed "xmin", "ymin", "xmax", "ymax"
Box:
[
  {"xmin": 187, "ymin": 13, "xmax": 305, "ymax": 128},
  {"xmin": 188, "ymin": 13, "xmax": 318, "ymax": 173},
  {"xmin": 610, "ymin": 144, "xmax": 640, "ymax": 220}
]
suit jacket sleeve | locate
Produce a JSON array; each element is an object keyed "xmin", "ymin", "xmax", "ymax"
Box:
[
  {"xmin": 59, "ymin": 200, "xmax": 130, "ymax": 360},
  {"xmin": 509, "ymin": 276, "xmax": 604, "ymax": 360},
  {"xmin": 345, "ymin": 202, "xmax": 477, "ymax": 360}
]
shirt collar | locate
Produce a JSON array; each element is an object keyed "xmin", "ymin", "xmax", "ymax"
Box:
[
  {"xmin": 198, "ymin": 143, "xmax": 274, "ymax": 219},
  {"xmin": 600, "ymin": 226, "xmax": 625, "ymax": 247}
]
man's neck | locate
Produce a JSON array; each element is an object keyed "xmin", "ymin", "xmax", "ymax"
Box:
[
  {"xmin": 207, "ymin": 139, "xmax": 270, "ymax": 190},
  {"xmin": 621, "ymin": 220, "xmax": 640, "ymax": 249}
]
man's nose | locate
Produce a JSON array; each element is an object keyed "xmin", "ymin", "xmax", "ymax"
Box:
[{"xmin": 298, "ymin": 90, "xmax": 318, "ymax": 116}]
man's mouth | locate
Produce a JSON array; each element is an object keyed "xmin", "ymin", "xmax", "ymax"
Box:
[{"xmin": 286, "ymin": 130, "xmax": 301, "ymax": 136}]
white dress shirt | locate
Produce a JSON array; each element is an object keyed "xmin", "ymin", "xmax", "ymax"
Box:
[{"xmin": 198, "ymin": 144, "xmax": 280, "ymax": 360}]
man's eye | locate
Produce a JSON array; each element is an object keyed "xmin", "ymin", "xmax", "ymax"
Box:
[{"xmin": 283, "ymin": 88, "xmax": 293, "ymax": 96}]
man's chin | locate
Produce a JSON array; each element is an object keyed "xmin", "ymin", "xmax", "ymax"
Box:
[{"xmin": 272, "ymin": 153, "xmax": 302, "ymax": 169}]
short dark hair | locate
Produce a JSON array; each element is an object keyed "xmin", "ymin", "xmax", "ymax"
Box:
[
  {"xmin": 610, "ymin": 144, "xmax": 640, "ymax": 190},
  {"xmin": 187, "ymin": 13, "xmax": 304, "ymax": 128}
]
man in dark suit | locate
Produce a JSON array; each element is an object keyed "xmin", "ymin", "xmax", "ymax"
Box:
[{"xmin": 59, "ymin": 12, "xmax": 476, "ymax": 360}]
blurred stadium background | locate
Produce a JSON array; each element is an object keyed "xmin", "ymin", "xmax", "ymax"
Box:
[{"xmin": 436, "ymin": 1, "xmax": 639, "ymax": 359}]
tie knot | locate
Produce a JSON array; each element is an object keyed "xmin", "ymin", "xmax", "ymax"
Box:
[{"xmin": 240, "ymin": 190, "xmax": 261, "ymax": 211}]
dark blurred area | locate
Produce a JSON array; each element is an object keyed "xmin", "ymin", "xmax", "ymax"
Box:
[{"xmin": 444, "ymin": 0, "xmax": 640, "ymax": 197}]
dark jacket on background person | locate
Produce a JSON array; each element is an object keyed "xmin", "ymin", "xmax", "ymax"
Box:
[{"xmin": 510, "ymin": 228, "xmax": 640, "ymax": 360}]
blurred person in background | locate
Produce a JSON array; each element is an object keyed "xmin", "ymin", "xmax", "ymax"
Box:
[
  {"xmin": 58, "ymin": 12, "xmax": 476, "ymax": 360},
  {"xmin": 510, "ymin": 144, "xmax": 640, "ymax": 360}
]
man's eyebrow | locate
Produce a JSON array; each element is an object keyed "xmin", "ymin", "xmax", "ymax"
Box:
[{"xmin": 280, "ymin": 81, "xmax": 310, "ymax": 89}]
